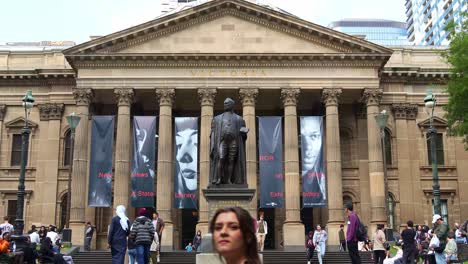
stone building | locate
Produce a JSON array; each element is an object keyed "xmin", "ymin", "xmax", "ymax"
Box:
[{"xmin": 0, "ymin": 0, "xmax": 466, "ymax": 250}]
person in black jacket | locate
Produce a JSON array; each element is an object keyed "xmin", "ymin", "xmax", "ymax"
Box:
[
  {"xmin": 108, "ymin": 205, "xmax": 130, "ymax": 264},
  {"xmin": 130, "ymin": 208, "xmax": 155, "ymax": 264},
  {"xmin": 306, "ymin": 231, "xmax": 315, "ymax": 264},
  {"xmin": 39, "ymin": 237, "xmax": 66, "ymax": 264},
  {"xmin": 401, "ymin": 220, "xmax": 417, "ymax": 264}
]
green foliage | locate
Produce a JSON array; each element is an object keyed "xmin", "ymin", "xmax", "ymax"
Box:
[{"xmin": 443, "ymin": 12, "xmax": 468, "ymax": 145}]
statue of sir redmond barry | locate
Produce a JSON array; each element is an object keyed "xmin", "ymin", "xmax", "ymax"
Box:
[{"xmin": 209, "ymin": 98, "xmax": 249, "ymax": 186}]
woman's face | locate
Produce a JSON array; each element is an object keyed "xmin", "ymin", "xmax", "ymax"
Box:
[
  {"xmin": 213, "ymin": 212, "xmax": 244, "ymax": 257},
  {"xmin": 176, "ymin": 128, "xmax": 198, "ymax": 191},
  {"xmin": 301, "ymin": 118, "xmax": 322, "ymax": 171},
  {"xmin": 316, "ymin": 225, "xmax": 321, "ymax": 231}
]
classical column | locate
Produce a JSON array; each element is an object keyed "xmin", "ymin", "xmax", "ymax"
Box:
[
  {"xmin": 361, "ymin": 89, "xmax": 386, "ymax": 227},
  {"xmin": 322, "ymin": 89, "xmax": 344, "ymax": 247},
  {"xmin": 281, "ymin": 88, "xmax": 304, "ymax": 250},
  {"xmin": 156, "ymin": 88, "xmax": 175, "ymax": 251},
  {"xmin": 70, "ymin": 88, "xmax": 93, "ymax": 246},
  {"xmin": 196, "ymin": 88, "xmax": 216, "ymax": 235},
  {"xmin": 239, "ymin": 88, "xmax": 259, "ymax": 217},
  {"xmin": 0, "ymin": 105, "xmax": 5, "ymax": 167},
  {"xmin": 113, "ymin": 88, "xmax": 134, "ymax": 211}
]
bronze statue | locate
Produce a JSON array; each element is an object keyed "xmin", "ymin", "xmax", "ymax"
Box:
[{"xmin": 209, "ymin": 98, "xmax": 248, "ymax": 186}]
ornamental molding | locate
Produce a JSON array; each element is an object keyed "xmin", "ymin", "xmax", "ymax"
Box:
[
  {"xmin": 72, "ymin": 88, "xmax": 94, "ymax": 106},
  {"xmin": 38, "ymin": 103, "xmax": 64, "ymax": 121},
  {"xmin": 280, "ymin": 88, "xmax": 300, "ymax": 107},
  {"xmin": 321, "ymin": 88, "xmax": 342, "ymax": 107},
  {"xmin": 406, "ymin": 104, "xmax": 418, "ymax": 120},
  {"xmin": 155, "ymin": 88, "xmax": 176, "ymax": 106},
  {"xmin": 114, "ymin": 88, "xmax": 135, "ymax": 106},
  {"xmin": 197, "ymin": 88, "xmax": 217, "ymax": 106},
  {"xmin": 391, "ymin": 103, "xmax": 409, "ymax": 119},
  {"xmin": 0, "ymin": 105, "xmax": 5, "ymax": 121},
  {"xmin": 239, "ymin": 88, "xmax": 259, "ymax": 106},
  {"xmin": 361, "ymin": 89, "xmax": 383, "ymax": 106},
  {"xmin": 4, "ymin": 116, "xmax": 38, "ymax": 134}
]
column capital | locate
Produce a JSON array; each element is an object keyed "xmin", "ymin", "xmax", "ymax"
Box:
[
  {"xmin": 239, "ymin": 88, "xmax": 259, "ymax": 106},
  {"xmin": 406, "ymin": 104, "xmax": 418, "ymax": 120},
  {"xmin": 38, "ymin": 103, "xmax": 64, "ymax": 121},
  {"xmin": 321, "ymin": 88, "xmax": 342, "ymax": 107},
  {"xmin": 73, "ymin": 88, "xmax": 94, "ymax": 106},
  {"xmin": 361, "ymin": 88, "xmax": 383, "ymax": 106},
  {"xmin": 155, "ymin": 88, "xmax": 175, "ymax": 106},
  {"xmin": 391, "ymin": 103, "xmax": 409, "ymax": 119},
  {"xmin": 197, "ymin": 88, "xmax": 217, "ymax": 106},
  {"xmin": 0, "ymin": 105, "xmax": 5, "ymax": 121},
  {"xmin": 114, "ymin": 88, "xmax": 134, "ymax": 106},
  {"xmin": 281, "ymin": 88, "xmax": 300, "ymax": 107}
]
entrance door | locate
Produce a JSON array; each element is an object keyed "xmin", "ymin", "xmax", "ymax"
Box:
[
  {"xmin": 301, "ymin": 207, "xmax": 314, "ymax": 235},
  {"xmin": 262, "ymin": 208, "xmax": 275, "ymax": 249},
  {"xmin": 181, "ymin": 209, "xmax": 198, "ymax": 249}
]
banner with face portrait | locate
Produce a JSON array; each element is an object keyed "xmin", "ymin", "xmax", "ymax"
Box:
[
  {"xmin": 174, "ymin": 117, "xmax": 199, "ymax": 209},
  {"xmin": 258, "ymin": 117, "xmax": 284, "ymax": 208},
  {"xmin": 88, "ymin": 116, "xmax": 115, "ymax": 207},
  {"xmin": 300, "ymin": 116, "xmax": 326, "ymax": 207},
  {"xmin": 131, "ymin": 116, "xmax": 157, "ymax": 208}
]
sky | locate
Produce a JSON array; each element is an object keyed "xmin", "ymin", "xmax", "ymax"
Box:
[{"xmin": 0, "ymin": 0, "xmax": 406, "ymax": 44}]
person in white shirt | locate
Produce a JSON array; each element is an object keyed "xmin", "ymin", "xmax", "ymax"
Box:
[
  {"xmin": 0, "ymin": 216, "xmax": 14, "ymax": 236},
  {"xmin": 29, "ymin": 230, "xmax": 40, "ymax": 245},
  {"xmin": 256, "ymin": 211, "xmax": 268, "ymax": 252},
  {"xmin": 46, "ymin": 225, "xmax": 60, "ymax": 247},
  {"xmin": 313, "ymin": 224, "xmax": 328, "ymax": 264}
]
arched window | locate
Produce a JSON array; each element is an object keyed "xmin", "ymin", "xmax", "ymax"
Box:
[
  {"xmin": 343, "ymin": 195, "xmax": 353, "ymax": 206},
  {"xmin": 60, "ymin": 193, "xmax": 68, "ymax": 231},
  {"xmin": 384, "ymin": 129, "xmax": 392, "ymax": 165},
  {"xmin": 63, "ymin": 130, "xmax": 72, "ymax": 166},
  {"xmin": 388, "ymin": 193, "xmax": 395, "ymax": 229}
]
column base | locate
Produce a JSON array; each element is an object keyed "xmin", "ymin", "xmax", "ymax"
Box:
[
  {"xmin": 161, "ymin": 223, "xmax": 174, "ymax": 252},
  {"xmin": 70, "ymin": 222, "xmax": 85, "ymax": 247},
  {"xmin": 282, "ymin": 222, "xmax": 305, "ymax": 251}
]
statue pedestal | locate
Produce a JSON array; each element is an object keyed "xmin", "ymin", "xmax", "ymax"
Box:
[{"xmin": 203, "ymin": 187, "xmax": 255, "ymax": 220}]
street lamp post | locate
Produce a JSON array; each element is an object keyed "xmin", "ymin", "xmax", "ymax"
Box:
[
  {"xmin": 12, "ymin": 90, "xmax": 35, "ymax": 248},
  {"xmin": 424, "ymin": 91, "xmax": 441, "ymax": 215},
  {"xmin": 65, "ymin": 112, "xmax": 81, "ymax": 229},
  {"xmin": 375, "ymin": 110, "xmax": 392, "ymax": 236}
]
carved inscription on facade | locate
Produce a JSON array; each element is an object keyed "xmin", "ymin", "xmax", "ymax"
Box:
[{"xmin": 190, "ymin": 69, "xmax": 267, "ymax": 77}]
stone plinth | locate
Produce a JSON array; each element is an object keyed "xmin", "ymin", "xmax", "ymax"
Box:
[{"xmin": 203, "ymin": 187, "xmax": 256, "ymax": 220}]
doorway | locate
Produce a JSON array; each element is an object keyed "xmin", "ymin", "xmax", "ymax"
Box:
[
  {"xmin": 181, "ymin": 209, "xmax": 198, "ymax": 249},
  {"xmin": 260, "ymin": 208, "xmax": 275, "ymax": 250}
]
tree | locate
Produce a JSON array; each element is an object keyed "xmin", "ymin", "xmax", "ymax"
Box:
[{"xmin": 443, "ymin": 12, "xmax": 468, "ymax": 145}]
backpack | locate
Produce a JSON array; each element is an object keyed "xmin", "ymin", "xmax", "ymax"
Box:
[{"xmin": 356, "ymin": 216, "xmax": 368, "ymax": 242}]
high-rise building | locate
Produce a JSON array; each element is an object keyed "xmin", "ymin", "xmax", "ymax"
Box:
[
  {"xmin": 328, "ymin": 19, "xmax": 409, "ymax": 46},
  {"xmin": 406, "ymin": 0, "xmax": 467, "ymax": 45}
]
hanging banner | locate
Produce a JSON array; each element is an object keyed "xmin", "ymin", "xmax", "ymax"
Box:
[
  {"xmin": 300, "ymin": 116, "xmax": 326, "ymax": 207},
  {"xmin": 174, "ymin": 117, "xmax": 199, "ymax": 209},
  {"xmin": 258, "ymin": 117, "xmax": 284, "ymax": 208},
  {"xmin": 131, "ymin": 116, "xmax": 157, "ymax": 208},
  {"xmin": 88, "ymin": 116, "xmax": 115, "ymax": 207}
]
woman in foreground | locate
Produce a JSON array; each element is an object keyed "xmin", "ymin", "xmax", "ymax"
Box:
[{"xmin": 209, "ymin": 207, "xmax": 261, "ymax": 264}]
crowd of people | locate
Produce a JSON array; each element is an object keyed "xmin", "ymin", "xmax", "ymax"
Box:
[{"xmin": 0, "ymin": 216, "xmax": 74, "ymax": 263}]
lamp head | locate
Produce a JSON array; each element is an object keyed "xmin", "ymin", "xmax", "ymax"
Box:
[
  {"xmin": 374, "ymin": 109, "xmax": 389, "ymax": 130},
  {"xmin": 424, "ymin": 91, "xmax": 436, "ymax": 111},
  {"xmin": 66, "ymin": 112, "xmax": 81, "ymax": 131},
  {"xmin": 22, "ymin": 90, "xmax": 35, "ymax": 110}
]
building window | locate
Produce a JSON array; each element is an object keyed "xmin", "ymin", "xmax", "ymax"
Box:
[
  {"xmin": 432, "ymin": 199, "xmax": 449, "ymax": 224},
  {"xmin": 384, "ymin": 129, "xmax": 392, "ymax": 165},
  {"xmin": 388, "ymin": 193, "xmax": 395, "ymax": 229},
  {"xmin": 11, "ymin": 134, "xmax": 28, "ymax": 166},
  {"xmin": 60, "ymin": 193, "xmax": 68, "ymax": 230},
  {"xmin": 427, "ymin": 133, "xmax": 444, "ymax": 165},
  {"xmin": 63, "ymin": 130, "xmax": 72, "ymax": 166},
  {"xmin": 7, "ymin": 200, "xmax": 17, "ymax": 224}
]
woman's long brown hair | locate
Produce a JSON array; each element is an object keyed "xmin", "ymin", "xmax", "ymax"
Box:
[{"xmin": 209, "ymin": 207, "xmax": 261, "ymax": 264}]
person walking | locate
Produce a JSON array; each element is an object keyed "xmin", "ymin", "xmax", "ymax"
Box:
[
  {"xmin": 432, "ymin": 214, "xmax": 449, "ymax": 264},
  {"xmin": 345, "ymin": 202, "xmax": 361, "ymax": 264},
  {"xmin": 306, "ymin": 231, "xmax": 315, "ymax": 264},
  {"xmin": 127, "ymin": 232, "xmax": 137, "ymax": 264},
  {"xmin": 131, "ymin": 208, "xmax": 155, "ymax": 264},
  {"xmin": 339, "ymin": 224, "xmax": 347, "ymax": 251},
  {"xmin": 84, "ymin": 222, "xmax": 94, "ymax": 251},
  {"xmin": 256, "ymin": 211, "xmax": 268, "ymax": 252},
  {"xmin": 108, "ymin": 205, "xmax": 130, "ymax": 264},
  {"xmin": 444, "ymin": 232, "xmax": 458, "ymax": 262},
  {"xmin": 373, "ymin": 224, "xmax": 386, "ymax": 264},
  {"xmin": 313, "ymin": 224, "xmax": 328, "ymax": 264},
  {"xmin": 401, "ymin": 220, "xmax": 417, "ymax": 264},
  {"xmin": 38, "ymin": 226, "xmax": 48, "ymax": 243},
  {"xmin": 152, "ymin": 212, "xmax": 165, "ymax": 253},
  {"xmin": 193, "ymin": 230, "xmax": 202, "ymax": 252}
]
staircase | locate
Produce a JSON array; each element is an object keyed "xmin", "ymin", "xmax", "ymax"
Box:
[{"xmin": 71, "ymin": 250, "xmax": 373, "ymax": 264}]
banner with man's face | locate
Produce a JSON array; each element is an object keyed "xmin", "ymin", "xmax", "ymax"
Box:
[
  {"xmin": 258, "ymin": 117, "xmax": 284, "ymax": 208},
  {"xmin": 88, "ymin": 116, "xmax": 114, "ymax": 207},
  {"xmin": 300, "ymin": 116, "xmax": 326, "ymax": 207},
  {"xmin": 174, "ymin": 117, "xmax": 199, "ymax": 209},
  {"xmin": 131, "ymin": 116, "xmax": 157, "ymax": 208}
]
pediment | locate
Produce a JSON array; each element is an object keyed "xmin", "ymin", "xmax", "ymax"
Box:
[
  {"xmin": 418, "ymin": 116, "xmax": 448, "ymax": 128},
  {"xmin": 64, "ymin": 0, "xmax": 392, "ymax": 57},
  {"xmin": 5, "ymin": 117, "xmax": 38, "ymax": 133}
]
